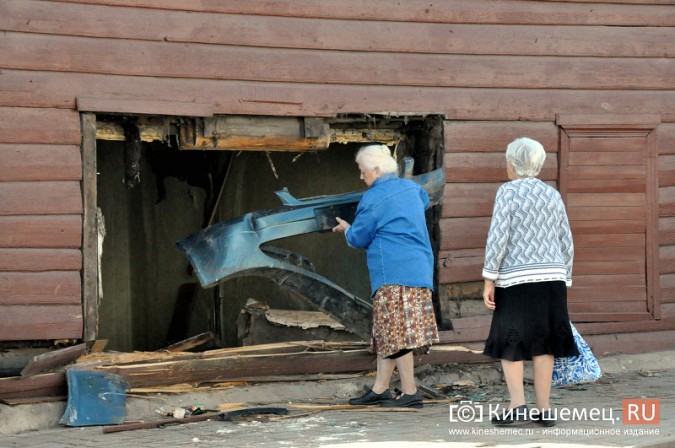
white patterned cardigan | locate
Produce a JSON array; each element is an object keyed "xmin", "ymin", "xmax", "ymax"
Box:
[{"xmin": 482, "ymin": 178, "xmax": 574, "ymax": 288}]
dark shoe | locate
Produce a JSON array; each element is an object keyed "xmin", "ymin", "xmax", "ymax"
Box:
[
  {"xmin": 348, "ymin": 387, "xmax": 392, "ymax": 406},
  {"xmin": 533, "ymin": 409, "xmax": 556, "ymax": 427},
  {"xmin": 491, "ymin": 404, "xmax": 529, "ymax": 426},
  {"xmin": 380, "ymin": 390, "xmax": 424, "ymax": 408}
]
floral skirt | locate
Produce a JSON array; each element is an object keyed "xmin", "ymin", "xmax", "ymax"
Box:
[{"xmin": 371, "ymin": 285, "xmax": 439, "ymax": 359}]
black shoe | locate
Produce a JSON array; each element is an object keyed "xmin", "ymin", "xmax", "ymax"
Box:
[
  {"xmin": 380, "ymin": 390, "xmax": 424, "ymax": 408},
  {"xmin": 491, "ymin": 404, "xmax": 529, "ymax": 426},
  {"xmin": 348, "ymin": 388, "xmax": 392, "ymax": 405},
  {"xmin": 533, "ymin": 409, "xmax": 556, "ymax": 427}
]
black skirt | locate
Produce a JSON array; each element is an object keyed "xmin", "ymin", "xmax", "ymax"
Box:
[{"xmin": 483, "ymin": 281, "xmax": 579, "ymax": 361}]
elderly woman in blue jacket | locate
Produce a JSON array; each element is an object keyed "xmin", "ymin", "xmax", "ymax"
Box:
[{"xmin": 332, "ymin": 144, "xmax": 439, "ymax": 408}]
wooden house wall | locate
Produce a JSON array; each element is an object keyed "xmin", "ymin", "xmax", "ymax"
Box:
[{"xmin": 0, "ymin": 0, "xmax": 674, "ymax": 343}]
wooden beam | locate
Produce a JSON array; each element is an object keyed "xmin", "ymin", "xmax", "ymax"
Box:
[
  {"xmin": 20, "ymin": 343, "xmax": 88, "ymax": 377},
  {"xmin": 81, "ymin": 113, "xmax": 98, "ymax": 342},
  {"xmin": 96, "ymin": 121, "xmax": 165, "ymax": 143},
  {"xmin": 0, "ymin": 372, "xmax": 66, "ymax": 400},
  {"xmin": 94, "ymin": 119, "xmax": 402, "ymax": 148}
]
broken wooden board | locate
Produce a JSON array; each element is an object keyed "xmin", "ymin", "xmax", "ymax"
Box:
[
  {"xmin": 21, "ymin": 343, "xmax": 88, "ymax": 377},
  {"xmin": 0, "ymin": 395, "xmax": 67, "ymax": 405},
  {"xmin": 160, "ymin": 331, "xmax": 214, "ymax": 352},
  {"xmin": 89, "ymin": 340, "xmax": 108, "ymax": 353},
  {"xmin": 0, "ymin": 372, "xmax": 66, "ymax": 400},
  {"xmin": 83, "ymin": 344, "xmax": 488, "ymax": 389},
  {"xmin": 76, "ymin": 341, "xmax": 368, "ymax": 366}
]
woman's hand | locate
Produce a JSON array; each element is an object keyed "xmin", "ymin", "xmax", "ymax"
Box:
[
  {"xmin": 332, "ymin": 217, "xmax": 351, "ymax": 233},
  {"xmin": 483, "ymin": 279, "xmax": 496, "ymax": 310}
]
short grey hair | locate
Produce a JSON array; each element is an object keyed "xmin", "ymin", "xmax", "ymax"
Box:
[
  {"xmin": 505, "ymin": 137, "xmax": 546, "ymax": 177},
  {"xmin": 355, "ymin": 144, "xmax": 398, "ymax": 175}
]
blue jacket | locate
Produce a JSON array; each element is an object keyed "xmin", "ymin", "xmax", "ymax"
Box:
[{"xmin": 345, "ymin": 173, "xmax": 434, "ymax": 296}]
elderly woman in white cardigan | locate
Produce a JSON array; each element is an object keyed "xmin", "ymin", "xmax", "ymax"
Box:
[{"xmin": 482, "ymin": 137, "xmax": 577, "ymax": 427}]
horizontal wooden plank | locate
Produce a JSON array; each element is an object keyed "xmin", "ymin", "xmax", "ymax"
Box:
[
  {"xmin": 439, "ymin": 323, "xmax": 669, "ymax": 349},
  {"xmin": 660, "ymin": 246, "xmax": 675, "ymax": 274},
  {"xmin": 0, "ymin": 305, "xmax": 82, "ymax": 340},
  {"xmin": 567, "ymin": 165, "xmax": 647, "ymax": 180},
  {"xmin": 0, "ymin": 272, "xmax": 81, "ymax": 305},
  {"xmin": 661, "ymin": 273, "xmax": 675, "ymax": 292},
  {"xmin": 442, "ymin": 183, "xmax": 500, "ymax": 218},
  {"xmin": 660, "ymin": 186, "xmax": 675, "ymax": 217},
  {"xmin": 0, "ymin": 107, "xmax": 81, "ymax": 145},
  {"xmin": 47, "ymin": 0, "xmax": 675, "ymax": 27},
  {"xmin": 2, "ymin": 32, "xmax": 674, "ymax": 90},
  {"xmin": 571, "ymin": 219, "xmax": 646, "ymax": 235},
  {"xmin": 575, "ymin": 260, "xmax": 645, "ymax": 276},
  {"xmin": 444, "ymin": 152, "xmax": 557, "ymax": 183},
  {"xmin": 660, "ymin": 124, "xmax": 675, "ymax": 155},
  {"xmin": 558, "ymin": 113, "xmax": 661, "ymax": 128},
  {"xmin": 5, "ymin": 1, "xmax": 674, "ymax": 57},
  {"xmin": 569, "ymin": 301, "xmax": 647, "ymax": 314},
  {"xmin": 587, "ymin": 328, "xmax": 675, "ymax": 356},
  {"xmin": 568, "ymin": 136, "xmax": 648, "ymax": 152},
  {"xmin": 440, "ymin": 218, "xmax": 490, "ymax": 250},
  {"xmin": 569, "ymin": 286, "xmax": 646, "ymax": 302},
  {"xmin": 568, "ymin": 206, "xmax": 648, "ymax": 221},
  {"xmin": 574, "ymin": 274, "xmax": 646, "ymax": 288},
  {"xmin": 444, "ymin": 122, "xmax": 559, "ymax": 153},
  {"xmin": 661, "ymin": 289, "xmax": 675, "ymax": 304},
  {"xmin": 569, "ymin": 152, "xmax": 646, "ymax": 166},
  {"xmin": 573, "ymin": 233, "xmax": 646, "ymax": 248},
  {"xmin": 0, "ymin": 144, "xmax": 81, "ymax": 182},
  {"xmin": 0, "ymin": 372, "xmax": 66, "ymax": 400},
  {"xmin": 0, "ymin": 182, "xmax": 82, "ymax": 215},
  {"xmin": 76, "ymin": 97, "xmax": 213, "ymax": 117},
  {"xmin": 659, "ymin": 155, "xmax": 675, "ymax": 187},
  {"xmin": 576, "ymin": 246, "xmax": 645, "ymax": 262},
  {"xmin": 0, "ymin": 249, "xmax": 82, "ymax": 271},
  {"xmin": 567, "ymin": 192, "xmax": 645, "ymax": 207},
  {"xmin": 567, "ymin": 178, "xmax": 645, "ymax": 193},
  {"xmin": 659, "ymin": 217, "xmax": 675, "ymax": 246},
  {"xmin": 661, "ymin": 303, "xmax": 675, "ymax": 317},
  {"xmin": 438, "ymin": 248, "xmax": 483, "ymax": 284},
  {"xmin": 0, "ymin": 215, "xmax": 82, "ymax": 248},
  {"xmin": 569, "ymin": 312, "xmax": 652, "ymax": 323},
  {"xmin": 3, "ymin": 70, "xmax": 675, "ymax": 121}
]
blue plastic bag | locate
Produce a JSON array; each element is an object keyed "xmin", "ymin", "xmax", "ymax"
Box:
[{"xmin": 551, "ymin": 322, "xmax": 602, "ymax": 388}]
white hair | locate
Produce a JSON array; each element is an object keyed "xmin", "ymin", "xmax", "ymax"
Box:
[
  {"xmin": 505, "ymin": 137, "xmax": 546, "ymax": 177},
  {"xmin": 355, "ymin": 144, "xmax": 398, "ymax": 175}
]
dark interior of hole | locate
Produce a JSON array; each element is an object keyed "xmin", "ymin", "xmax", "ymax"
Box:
[{"xmin": 95, "ymin": 116, "xmax": 444, "ymax": 352}]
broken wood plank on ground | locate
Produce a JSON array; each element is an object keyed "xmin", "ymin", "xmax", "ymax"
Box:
[
  {"xmin": 78, "ymin": 341, "xmax": 487, "ymax": 389},
  {"xmin": 0, "ymin": 395, "xmax": 67, "ymax": 405},
  {"xmin": 286, "ymin": 404, "xmax": 417, "ymax": 412},
  {"xmin": 20, "ymin": 343, "xmax": 87, "ymax": 377},
  {"xmin": 0, "ymin": 372, "xmax": 66, "ymax": 400},
  {"xmin": 102, "ymin": 407, "xmax": 289, "ymax": 434},
  {"xmin": 160, "ymin": 331, "xmax": 214, "ymax": 352},
  {"xmin": 89, "ymin": 339, "xmax": 108, "ymax": 353}
]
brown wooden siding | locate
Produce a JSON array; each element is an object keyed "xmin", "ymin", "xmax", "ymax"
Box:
[
  {"xmin": 0, "ymin": 106, "xmax": 83, "ymax": 340},
  {"xmin": 0, "ymin": 0, "xmax": 673, "ymax": 343}
]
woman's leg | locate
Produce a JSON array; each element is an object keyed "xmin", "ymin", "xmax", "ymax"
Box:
[
  {"xmin": 532, "ymin": 354, "xmax": 554, "ymax": 410},
  {"xmin": 394, "ymin": 351, "xmax": 416, "ymax": 395},
  {"xmin": 372, "ymin": 356, "xmax": 396, "ymax": 394},
  {"xmin": 501, "ymin": 359, "xmax": 526, "ymax": 408}
]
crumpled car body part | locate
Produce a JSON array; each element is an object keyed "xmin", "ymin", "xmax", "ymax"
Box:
[{"xmin": 176, "ymin": 168, "xmax": 444, "ymax": 340}]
